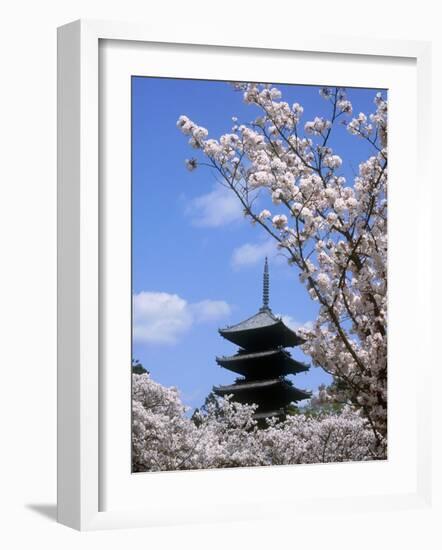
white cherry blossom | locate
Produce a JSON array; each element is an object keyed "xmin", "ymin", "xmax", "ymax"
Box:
[{"xmin": 132, "ymin": 374, "xmax": 384, "ymax": 471}]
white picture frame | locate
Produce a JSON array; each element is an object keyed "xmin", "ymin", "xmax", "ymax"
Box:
[{"xmin": 57, "ymin": 19, "xmax": 433, "ymax": 531}]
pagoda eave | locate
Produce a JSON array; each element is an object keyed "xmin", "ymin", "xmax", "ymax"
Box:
[
  {"xmin": 217, "ymin": 363, "xmax": 307, "ymax": 378},
  {"xmin": 218, "ymin": 306, "xmax": 306, "ymax": 351},
  {"xmin": 216, "ymin": 349, "xmax": 309, "ymax": 377},
  {"xmin": 219, "ymin": 325, "xmax": 305, "ymax": 351},
  {"xmin": 213, "ymin": 378, "xmax": 311, "ymax": 403},
  {"xmin": 214, "ymin": 378, "xmax": 287, "ymax": 392}
]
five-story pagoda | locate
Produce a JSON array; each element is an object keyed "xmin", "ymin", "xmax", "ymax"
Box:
[{"xmin": 214, "ymin": 258, "xmax": 311, "ymax": 422}]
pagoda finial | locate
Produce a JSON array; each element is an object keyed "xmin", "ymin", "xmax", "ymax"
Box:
[{"xmin": 262, "ymin": 257, "xmax": 270, "ymax": 310}]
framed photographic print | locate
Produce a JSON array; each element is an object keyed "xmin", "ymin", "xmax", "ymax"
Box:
[{"xmin": 57, "ymin": 19, "xmax": 432, "ymax": 530}]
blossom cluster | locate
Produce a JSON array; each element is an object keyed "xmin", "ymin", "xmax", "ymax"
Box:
[
  {"xmin": 177, "ymin": 84, "xmax": 388, "ymax": 444},
  {"xmin": 132, "ymin": 374, "xmax": 384, "ymax": 472}
]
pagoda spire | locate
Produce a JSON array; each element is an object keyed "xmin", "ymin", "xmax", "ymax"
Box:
[{"xmin": 261, "ymin": 257, "xmax": 270, "ymax": 311}]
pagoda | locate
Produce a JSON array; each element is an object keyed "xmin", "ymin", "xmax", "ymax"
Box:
[{"xmin": 213, "ymin": 258, "xmax": 311, "ymax": 423}]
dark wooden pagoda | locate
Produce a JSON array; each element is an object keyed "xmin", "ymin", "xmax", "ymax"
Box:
[{"xmin": 214, "ymin": 258, "xmax": 311, "ymax": 423}]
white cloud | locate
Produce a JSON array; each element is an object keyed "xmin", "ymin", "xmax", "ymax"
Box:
[
  {"xmin": 231, "ymin": 239, "xmax": 277, "ymax": 269},
  {"xmin": 186, "ymin": 185, "xmax": 243, "ymax": 227},
  {"xmin": 280, "ymin": 314, "xmax": 313, "ymax": 332},
  {"xmin": 133, "ymin": 292, "xmax": 192, "ymax": 345},
  {"xmin": 133, "ymin": 291, "xmax": 231, "ymax": 345}
]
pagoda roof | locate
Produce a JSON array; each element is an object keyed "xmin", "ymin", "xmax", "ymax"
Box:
[
  {"xmin": 216, "ymin": 348, "xmax": 309, "ymax": 377},
  {"xmin": 219, "ymin": 307, "xmax": 305, "ymax": 350},
  {"xmin": 214, "ymin": 378, "xmax": 311, "ymax": 402},
  {"xmin": 215, "ymin": 377, "xmax": 287, "ymax": 392}
]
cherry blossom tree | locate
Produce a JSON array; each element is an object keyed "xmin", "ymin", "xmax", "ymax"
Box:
[
  {"xmin": 177, "ymin": 85, "xmax": 388, "ymax": 448},
  {"xmin": 132, "ymin": 373, "xmax": 383, "ymax": 472},
  {"xmin": 132, "ymin": 369, "xmax": 198, "ymax": 471}
]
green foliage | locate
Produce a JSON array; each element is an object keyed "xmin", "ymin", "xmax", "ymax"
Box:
[
  {"xmin": 299, "ymin": 399, "xmax": 345, "ymax": 418},
  {"xmin": 191, "ymin": 392, "xmax": 220, "ymax": 426},
  {"xmin": 286, "ymin": 404, "xmax": 301, "ymax": 416},
  {"xmin": 132, "ymin": 358, "xmax": 148, "ymax": 375}
]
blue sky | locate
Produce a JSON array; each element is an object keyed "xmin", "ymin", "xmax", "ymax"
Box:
[{"xmin": 131, "ymin": 77, "xmax": 384, "ymax": 412}]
